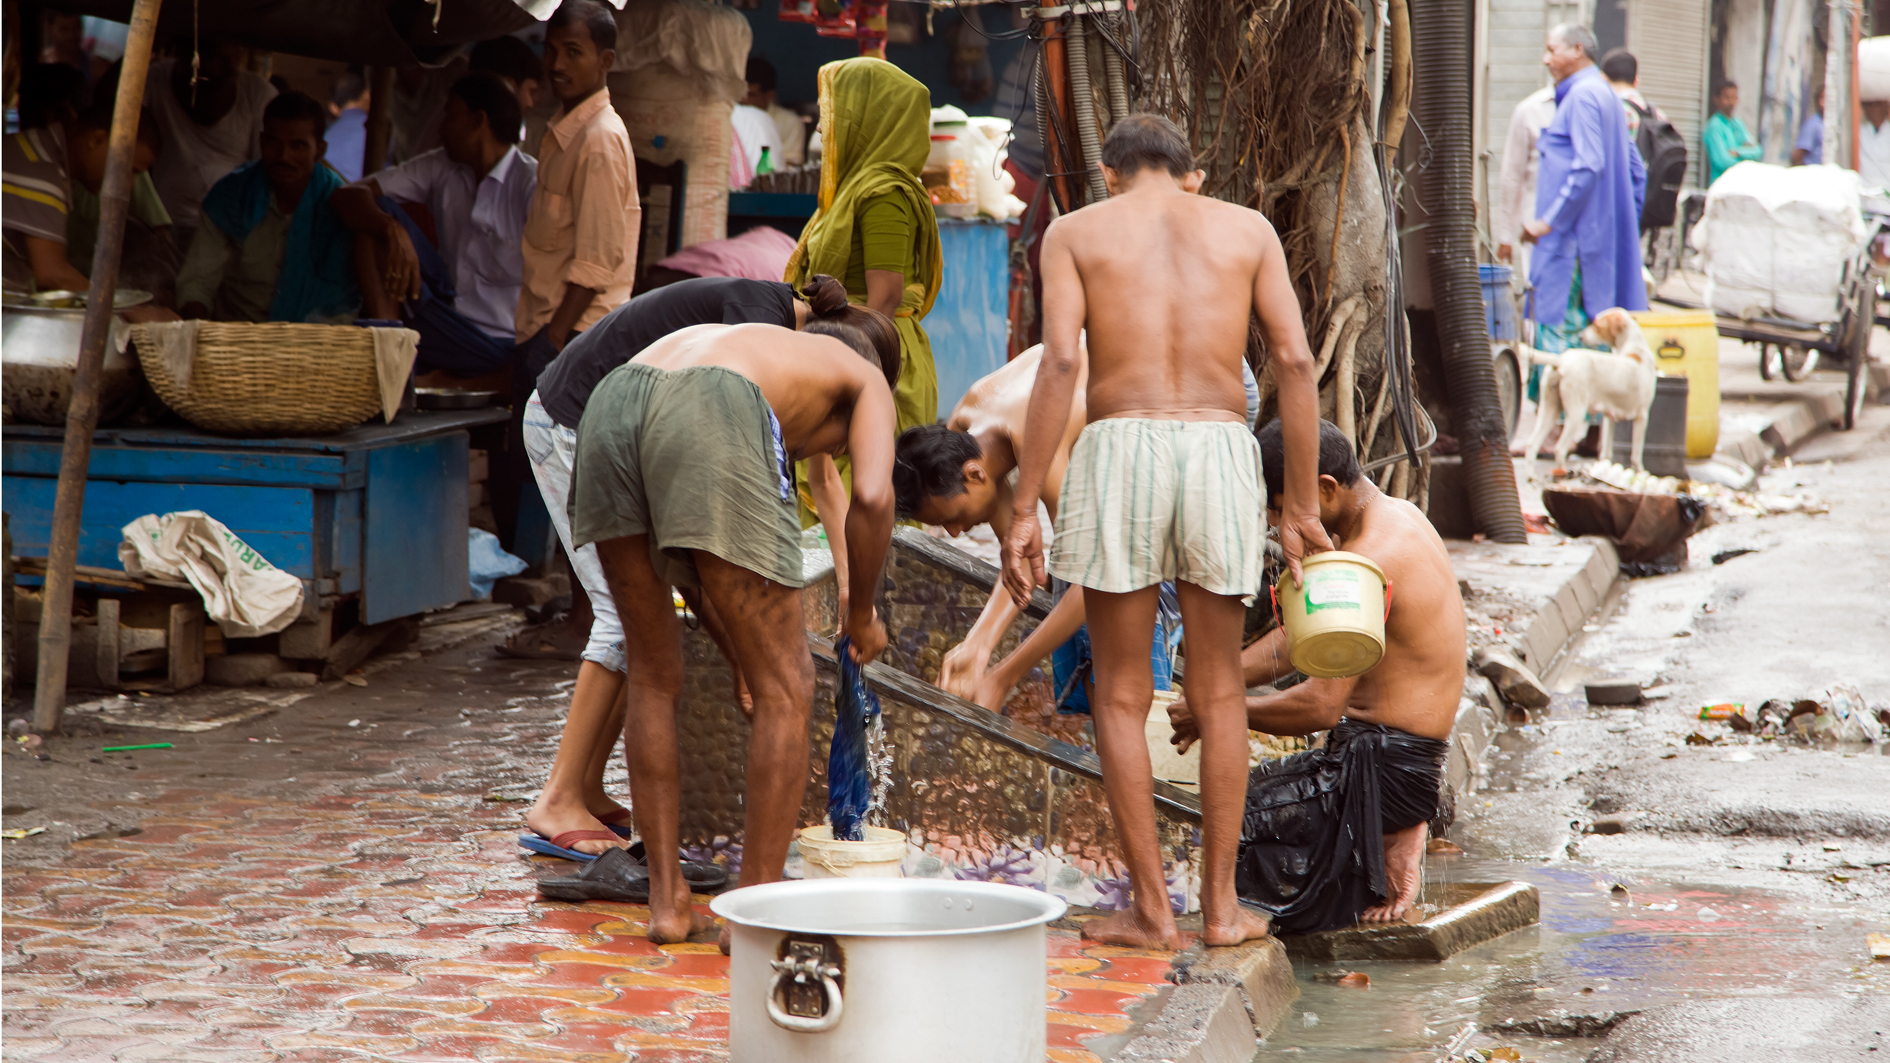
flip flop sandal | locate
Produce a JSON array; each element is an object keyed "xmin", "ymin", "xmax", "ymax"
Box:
[
  {"xmin": 536, "ymin": 847, "xmax": 653, "ymax": 903},
  {"xmin": 625, "ymin": 839, "xmax": 731, "ymax": 893},
  {"xmin": 595, "ymin": 806, "xmax": 637, "ymax": 839},
  {"xmin": 519, "ymin": 830, "xmax": 625, "ymax": 862}
]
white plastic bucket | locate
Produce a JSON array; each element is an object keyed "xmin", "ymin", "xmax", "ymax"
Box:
[
  {"xmin": 713, "ymin": 878, "xmax": 1066, "ymax": 1062},
  {"xmin": 797, "ymin": 825, "xmax": 906, "ymax": 878},
  {"xmin": 1275, "ymin": 550, "xmax": 1389, "ymax": 678}
]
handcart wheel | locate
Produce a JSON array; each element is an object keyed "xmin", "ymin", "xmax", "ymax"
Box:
[
  {"xmin": 1779, "ymin": 345, "xmax": 1818, "ymax": 382},
  {"xmin": 1844, "ymin": 285, "xmax": 1876, "ymax": 430}
]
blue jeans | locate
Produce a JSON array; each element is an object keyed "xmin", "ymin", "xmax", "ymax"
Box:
[{"xmin": 1050, "ymin": 580, "xmax": 1183, "ymax": 715}]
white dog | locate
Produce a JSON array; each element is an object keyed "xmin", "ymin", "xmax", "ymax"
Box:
[{"xmin": 1519, "ymin": 307, "xmax": 1660, "ymax": 481}]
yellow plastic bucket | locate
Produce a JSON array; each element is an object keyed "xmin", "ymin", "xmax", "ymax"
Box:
[
  {"xmin": 1275, "ymin": 551, "xmax": 1388, "ymax": 678},
  {"xmin": 1631, "ymin": 310, "xmax": 1719, "ymax": 459},
  {"xmin": 797, "ymin": 825, "xmax": 906, "ymax": 878}
]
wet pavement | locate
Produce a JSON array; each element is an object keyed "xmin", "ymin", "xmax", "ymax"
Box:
[
  {"xmin": 6, "ymin": 412, "xmax": 1890, "ymax": 1062},
  {"xmin": 1, "ymin": 642, "xmax": 1183, "ymax": 1062}
]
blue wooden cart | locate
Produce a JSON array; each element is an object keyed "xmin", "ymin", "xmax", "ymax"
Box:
[{"xmin": 3, "ymin": 409, "xmax": 506, "ymax": 627}]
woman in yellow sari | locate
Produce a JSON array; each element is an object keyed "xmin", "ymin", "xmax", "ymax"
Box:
[{"xmin": 786, "ymin": 57, "xmax": 942, "ymax": 525}]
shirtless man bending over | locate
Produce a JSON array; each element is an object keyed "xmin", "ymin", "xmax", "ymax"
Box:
[
  {"xmin": 569, "ymin": 315, "xmax": 898, "ymax": 945},
  {"xmin": 1004, "ymin": 114, "xmax": 1332, "ymax": 950},
  {"xmin": 897, "ymin": 342, "xmax": 1260, "ymax": 713},
  {"xmin": 1167, "ymin": 419, "xmax": 1466, "ymax": 930}
]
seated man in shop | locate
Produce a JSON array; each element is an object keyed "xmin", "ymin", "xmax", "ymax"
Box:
[
  {"xmin": 1165, "ymin": 418, "xmax": 1465, "ymax": 931},
  {"xmin": 894, "ymin": 340, "xmax": 1260, "ymax": 715},
  {"xmin": 3, "ymin": 63, "xmax": 177, "ymax": 316},
  {"xmin": 176, "ymin": 91, "xmax": 360, "ymax": 323},
  {"xmin": 333, "ymin": 73, "xmax": 537, "ymax": 380},
  {"xmin": 568, "ymin": 313, "xmax": 899, "ymax": 946}
]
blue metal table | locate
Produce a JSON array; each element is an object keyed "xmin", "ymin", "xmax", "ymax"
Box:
[{"xmin": 2, "ymin": 409, "xmax": 506, "ymax": 624}]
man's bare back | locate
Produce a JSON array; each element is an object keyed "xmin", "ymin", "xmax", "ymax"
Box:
[
  {"xmin": 632, "ymin": 322, "xmax": 881, "ymax": 462},
  {"xmin": 945, "ymin": 343, "xmax": 1088, "ymax": 527},
  {"xmin": 1048, "ymin": 190, "xmax": 1274, "ymax": 423}
]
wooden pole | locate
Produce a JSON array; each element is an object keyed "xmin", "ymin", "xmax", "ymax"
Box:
[
  {"xmin": 363, "ymin": 66, "xmax": 396, "ymax": 175},
  {"xmin": 32, "ymin": 0, "xmax": 164, "ymax": 734}
]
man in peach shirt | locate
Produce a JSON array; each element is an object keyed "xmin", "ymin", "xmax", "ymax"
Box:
[
  {"xmin": 498, "ymin": 0, "xmax": 639, "ymax": 552},
  {"xmin": 515, "ymin": 0, "xmax": 639, "ymax": 372}
]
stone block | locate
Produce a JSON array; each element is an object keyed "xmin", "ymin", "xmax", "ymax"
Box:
[
  {"xmin": 1476, "ymin": 647, "xmax": 1550, "ymax": 710},
  {"xmin": 1115, "ymin": 983, "xmax": 1253, "ymax": 1063},
  {"xmin": 492, "ymin": 575, "xmax": 566, "ymax": 608},
  {"xmin": 265, "ymin": 672, "xmax": 319, "ymax": 689},
  {"xmin": 1554, "ymin": 581, "xmax": 1585, "ymax": 632},
  {"xmin": 1280, "ymin": 880, "xmax": 1540, "ymax": 961},
  {"xmin": 277, "ymin": 609, "xmax": 333, "ymax": 660},
  {"xmin": 1522, "ymin": 602, "xmax": 1569, "ymax": 673},
  {"xmin": 205, "ymin": 653, "xmax": 290, "ymax": 687},
  {"xmin": 1179, "ymin": 936, "xmax": 1299, "ymax": 1038}
]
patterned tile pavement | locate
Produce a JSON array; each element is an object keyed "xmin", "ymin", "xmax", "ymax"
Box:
[{"xmin": 2, "ymin": 658, "xmax": 1180, "ymax": 1061}]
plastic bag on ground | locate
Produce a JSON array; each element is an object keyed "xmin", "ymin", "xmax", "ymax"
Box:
[
  {"xmin": 119, "ymin": 511, "xmax": 305, "ymax": 638},
  {"xmin": 468, "ymin": 527, "xmax": 528, "ymax": 601}
]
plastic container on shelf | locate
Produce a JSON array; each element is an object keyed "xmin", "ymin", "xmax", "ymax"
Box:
[{"xmin": 923, "ymin": 133, "xmax": 975, "ymax": 219}]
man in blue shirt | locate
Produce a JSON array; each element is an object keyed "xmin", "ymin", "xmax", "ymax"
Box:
[
  {"xmin": 324, "ymin": 70, "xmax": 373, "ymax": 183},
  {"xmin": 1793, "ymin": 84, "xmax": 1825, "ymax": 166},
  {"xmin": 1522, "ymin": 23, "xmax": 1647, "ymax": 356}
]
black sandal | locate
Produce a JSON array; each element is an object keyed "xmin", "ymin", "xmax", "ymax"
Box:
[{"xmin": 536, "ymin": 845, "xmax": 731, "ymax": 903}]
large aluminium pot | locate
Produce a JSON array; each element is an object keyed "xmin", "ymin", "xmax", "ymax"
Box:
[
  {"xmin": 711, "ymin": 877, "xmax": 1066, "ymax": 1063},
  {"xmin": 1, "ymin": 299, "xmax": 145, "ymax": 426}
]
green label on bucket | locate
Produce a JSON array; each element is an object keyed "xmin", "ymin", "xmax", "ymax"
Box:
[{"xmin": 1304, "ymin": 569, "xmax": 1362, "ymax": 613}]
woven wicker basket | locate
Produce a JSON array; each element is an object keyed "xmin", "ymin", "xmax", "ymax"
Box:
[{"xmin": 131, "ymin": 321, "xmax": 388, "ymax": 435}]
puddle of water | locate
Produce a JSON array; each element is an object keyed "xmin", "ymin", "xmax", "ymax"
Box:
[{"xmin": 1260, "ymin": 858, "xmax": 1885, "ymax": 1061}]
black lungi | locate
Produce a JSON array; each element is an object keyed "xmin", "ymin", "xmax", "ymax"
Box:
[{"xmin": 1235, "ymin": 718, "xmax": 1449, "ymax": 934}]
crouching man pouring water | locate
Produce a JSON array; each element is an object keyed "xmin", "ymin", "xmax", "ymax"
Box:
[{"xmin": 1166, "ymin": 419, "xmax": 1467, "ymax": 932}]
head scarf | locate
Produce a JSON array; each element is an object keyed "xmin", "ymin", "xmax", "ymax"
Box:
[{"xmin": 784, "ymin": 58, "xmax": 941, "ymax": 320}]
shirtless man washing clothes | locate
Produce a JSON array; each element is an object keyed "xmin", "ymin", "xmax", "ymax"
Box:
[
  {"xmin": 1166, "ymin": 418, "xmax": 1466, "ymax": 931},
  {"xmin": 1004, "ymin": 114, "xmax": 1333, "ymax": 950},
  {"xmin": 569, "ymin": 314, "xmax": 898, "ymax": 945},
  {"xmin": 895, "ymin": 342, "xmax": 1260, "ymax": 714}
]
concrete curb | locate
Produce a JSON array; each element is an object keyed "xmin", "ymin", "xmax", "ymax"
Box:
[{"xmin": 1094, "ymin": 937, "xmax": 1298, "ymax": 1063}]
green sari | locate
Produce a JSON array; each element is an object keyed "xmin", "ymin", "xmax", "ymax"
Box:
[{"xmin": 786, "ymin": 58, "xmax": 942, "ymax": 523}]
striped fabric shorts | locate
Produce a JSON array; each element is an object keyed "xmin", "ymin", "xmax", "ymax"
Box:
[{"xmin": 1047, "ymin": 417, "xmax": 1266, "ymax": 604}]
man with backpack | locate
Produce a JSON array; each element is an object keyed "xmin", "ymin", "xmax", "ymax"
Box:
[{"xmin": 1602, "ymin": 48, "xmax": 1687, "ymax": 233}]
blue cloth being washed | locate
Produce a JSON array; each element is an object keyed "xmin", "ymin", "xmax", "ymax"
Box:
[
  {"xmin": 828, "ymin": 636, "xmax": 883, "ymax": 841},
  {"xmin": 201, "ymin": 160, "xmax": 359, "ymax": 324},
  {"xmin": 1530, "ymin": 65, "xmax": 1647, "ymax": 329}
]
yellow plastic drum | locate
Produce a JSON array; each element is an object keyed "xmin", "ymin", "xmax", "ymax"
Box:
[
  {"xmin": 1631, "ymin": 310, "xmax": 1720, "ymax": 459},
  {"xmin": 1275, "ymin": 551, "xmax": 1388, "ymax": 678}
]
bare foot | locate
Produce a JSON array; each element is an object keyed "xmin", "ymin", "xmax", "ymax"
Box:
[
  {"xmin": 1080, "ymin": 907, "xmax": 1185, "ymax": 950},
  {"xmin": 1203, "ymin": 905, "xmax": 1272, "ymax": 947},
  {"xmin": 647, "ymin": 894, "xmax": 716, "ymax": 944},
  {"xmin": 525, "ymin": 795, "xmax": 629, "ymax": 856},
  {"xmin": 733, "ymin": 666, "xmax": 755, "ymax": 719},
  {"xmin": 718, "ymin": 919, "xmax": 733, "ymax": 955},
  {"xmin": 1359, "ymin": 822, "xmax": 1426, "ymax": 923}
]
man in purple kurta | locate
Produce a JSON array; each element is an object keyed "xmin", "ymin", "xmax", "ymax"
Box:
[{"xmin": 1523, "ymin": 23, "xmax": 1647, "ymax": 355}]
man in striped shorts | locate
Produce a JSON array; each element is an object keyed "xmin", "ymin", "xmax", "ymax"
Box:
[{"xmin": 1004, "ymin": 114, "xmax": 1332, "ymax": 951}]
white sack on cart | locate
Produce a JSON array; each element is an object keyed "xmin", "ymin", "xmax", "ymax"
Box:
[
  {"xmin": 1697, "ymin": 162, "xmax": 1867, "ymax": 324},
  {"xmin": 118, "ymin": 511, "xmax": 306, "ymax": 638}
]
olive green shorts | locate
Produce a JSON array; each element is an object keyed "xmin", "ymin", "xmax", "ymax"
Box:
[{"xmin": 569, "ymin": 363, "xmax": 804, "ymax": 591}]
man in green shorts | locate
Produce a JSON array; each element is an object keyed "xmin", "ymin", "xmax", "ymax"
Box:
[
  {"xmin": 1004, "ymin": 115, "xmax": 1332, "ymax": 951},
  {"xmin": 570, "ymin": 312, "xmax": 900, "ymax": 947}
]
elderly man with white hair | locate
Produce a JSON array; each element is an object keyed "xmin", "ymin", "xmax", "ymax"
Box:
[{"xmin": 1521, "ymin": 22, "xmax": 1647, "ymax": 357}]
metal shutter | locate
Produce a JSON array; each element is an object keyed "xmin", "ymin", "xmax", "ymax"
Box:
[{"xmin": 1627, "ymin": 0, "xmax": 1711, "ymax": 186}]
